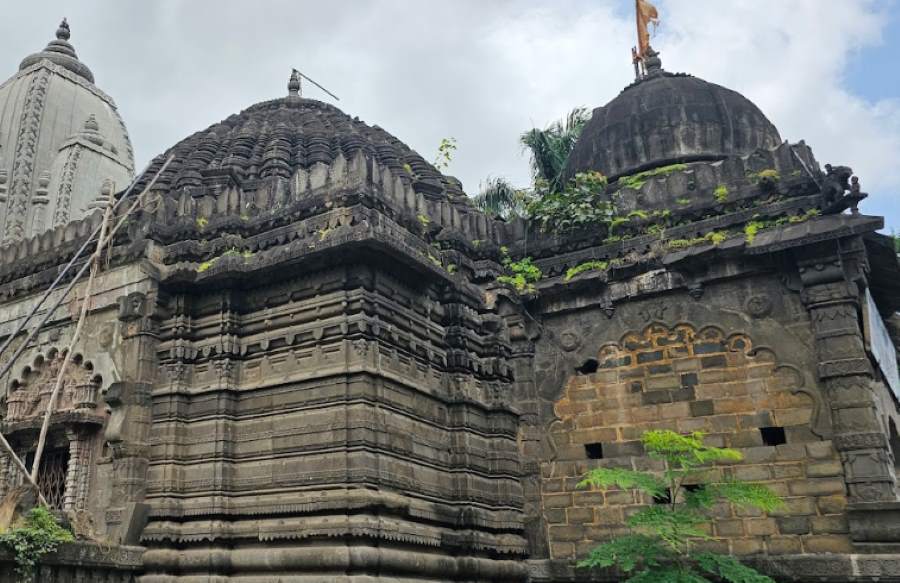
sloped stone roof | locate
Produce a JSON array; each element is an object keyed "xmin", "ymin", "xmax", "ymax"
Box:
[{"xmin": 135, "ymin": 95, "xmax": 465, "ymax": 201}]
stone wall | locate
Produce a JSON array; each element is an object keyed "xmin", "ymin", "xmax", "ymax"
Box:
[
  {"xmin": 141, "ymin": 255, "xmax": 528, "ymax": 580},
  {"xmin": 542, "ymin": 321, "xmax": 848, "ymax": 560},
  {"xmin": 0, "ymin": 541, "xmax": 142, "ymax": 582},
  {"xmin": 523, "ymin": 267, "xmax": 880, "ymax": 580}
]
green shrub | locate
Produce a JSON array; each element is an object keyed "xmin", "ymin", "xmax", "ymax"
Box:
[
  {"xmin": 577, "ymin": 430, "xmax": 782, "ymax": 583},
  {"xmin": 713, "ymin": 185, "xmax": 729, "ymax": 203},
  {"xmin": 527, "ymin": 171, "xmax": 612, "ymax": 233},
  {"xmin": 744, "ymin": 220, "xmax": 765, "ymax": 244},
  {"xmin": 618, "ymin": 164, "xmax": 688, "ymax": 190},
  {"xmin": 0, "ymin": 506, "xmax": 74, "ymax": 583},
  {"xmin": 565, "ymin": 260, "xmax": 609, "ymax": 281},
  {"xmin": 497, "ymin": 256, "xmax": 542, "ymax": 294}
]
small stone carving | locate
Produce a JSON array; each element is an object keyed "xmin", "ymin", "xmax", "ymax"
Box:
[
  {"xmin": 557, "ymin": 330, "xmax": 581, "ymax": 352},
  {"xmin": 745, "ymin": 295, "xmax": 773, "ymax": 318},
  {"xmin": 118, "ymin": 292, "xmax": 146, "ymax": 321},
  {"xmin": 638, "ymin": 302, "xmax": 668, "ymax": 322}
]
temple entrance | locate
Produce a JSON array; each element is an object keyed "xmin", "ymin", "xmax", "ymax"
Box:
[{"xmin": 24, "ymin": 448, "xmax": 70, "ymax": 511}]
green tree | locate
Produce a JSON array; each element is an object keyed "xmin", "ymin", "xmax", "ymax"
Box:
[
  {"xmin": 473, "ymin": 176, "xmax": 529, "ymax": 219},
  {"xmin": 578, "ymin": 430, "xmax": 782, "ymax": 583},
  {"xmin": 520, "ymin": 107, "xmax": 590, "ymax": 194}
]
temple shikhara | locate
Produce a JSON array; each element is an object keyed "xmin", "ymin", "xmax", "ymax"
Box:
[{"xmin": 0, "ymin": 10, "xmax": 898, "ymax": 583}]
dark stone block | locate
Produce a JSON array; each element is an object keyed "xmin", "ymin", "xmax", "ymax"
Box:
[
  {"xmin": 670, "ymin": 387, "xmax": 695, "ymax": 402},
  {"xmin": 648, "ymin": 364, "xmax": 673, "ymax": 375},
  {"xmin": 680, "ymin": 372, "xmax": 698, "ymax": 387},
  {"xmin": 690, "ymin": 400, "xmax": 714, "ymax": 417},
  {"xmin": 694, "ymin": 342, "xmax": 725, "ymax": 355},
  {"xmin": 849, "ymin": 501, "xmax": 900, "ymax": 542},
  {"xmin": 637, "ymin": 350, "xmax": 664, "ymax": 364},
  {"xmin": 605, "ymin": 440, "xmax": 645, "ymax": 458},
  {"xmin": 785, "ymin": 425, "xmax": 818, "ymax": 444},
  {"xmin": 701, "ymin": 355, "xmax": 727, "ymax": 369},
  {"xmin": 642, "ymin": 390, "xmax": 672, "ymax": 405},
  {"xmin": 777, "ymin": 516, "xmax": 811, "ymax": 535},
  {"xmin": 630, "ymin": 381, "xmax": 644, "ymax": 393}
]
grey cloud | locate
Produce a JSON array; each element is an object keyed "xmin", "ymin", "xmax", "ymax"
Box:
[{"xmin": 2, "ymin": 0, "xmax": 896, "ymax": 227}]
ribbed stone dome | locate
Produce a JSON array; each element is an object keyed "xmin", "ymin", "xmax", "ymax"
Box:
[
  {"xmin": 565, "ymin": 57, "xmax": 782, "ymax": 181},
  {"xmin": 137, "ymin": 91, "xmax": 465, "ymax": 202}
]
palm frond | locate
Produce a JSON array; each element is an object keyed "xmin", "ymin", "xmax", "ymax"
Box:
[
  {"xmin": 521, "ymin": 107, "xmax": 590, "ymax": 193},
  {"xmin": 472, "ymin": 177, "xmax": 528, "ymax": 219}
]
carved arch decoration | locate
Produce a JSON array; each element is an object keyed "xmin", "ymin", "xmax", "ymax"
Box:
[
  {"xmin": 6, "ymin": 347, "xmax": 106, "ymax": 422},
  {"xmin": 545, "ymin": 322, "xmax": 829, "ymax": 464},
  {"xmin": 0, "ymin": 348, "xmax": 110, "ymax": 513}
]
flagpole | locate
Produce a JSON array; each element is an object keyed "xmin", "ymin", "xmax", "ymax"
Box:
[{"xmin": 634, "ymin": 0, "xmax": 640, "ymax": 79}]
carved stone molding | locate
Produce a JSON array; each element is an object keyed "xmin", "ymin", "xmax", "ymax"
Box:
[{"xmin": 3, "ymin": 67, "xmax": 50, "ymax": 242}]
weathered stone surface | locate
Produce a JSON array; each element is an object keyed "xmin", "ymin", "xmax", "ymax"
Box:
[{"xmin": 0, "ymin": 26, "xmax": 899, "ymax": 582}]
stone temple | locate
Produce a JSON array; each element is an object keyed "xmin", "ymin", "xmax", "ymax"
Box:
[{"xmin": 0, "ymin": 19, "xmax": 898, "ymax": 583}]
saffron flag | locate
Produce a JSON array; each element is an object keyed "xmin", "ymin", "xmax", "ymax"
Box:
[{"xmin": 637, "ymin": 0, "xmax": 660, "ymax": 56}]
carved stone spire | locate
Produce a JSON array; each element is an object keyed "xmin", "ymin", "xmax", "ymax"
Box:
[
  {"xmin": 288, "ymin": 69, "xmax": 301, "ymax": 97},
  {"xmin": 57, "ymin": 18, "xmax": 71, "ymax": 41},
  {"xmin": 19, "ymin": 18, "xmax": 95, "ymax": 83}
]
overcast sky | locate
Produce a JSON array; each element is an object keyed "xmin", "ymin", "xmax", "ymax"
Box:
[{"xmin": 2, "ymin": 0, "xmax": 898, "ymax": 230}]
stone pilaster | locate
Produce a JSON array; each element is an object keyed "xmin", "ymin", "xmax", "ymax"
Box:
[
  {"xmin": 798, "ymin": 250, "xmax": 896, "ymax": 503},
  {"xmin": 62, "ymin": 427, "xmax": 95, "ymax": 512},
  {"xmin": 63, "ymin": 428, "xmax": 86, "ymax": 511},
  {"xmin": 0, "ymin": 455, "xmax": 11, "ymax": 499},
  {"xmin": 100, "ymin": 290, "xmax": 160, "ymax": 544}
]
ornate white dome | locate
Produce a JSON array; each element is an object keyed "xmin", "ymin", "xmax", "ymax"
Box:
[{"xmin": 0, "ymin": 19, "xmax": 133, "ymax": 243}]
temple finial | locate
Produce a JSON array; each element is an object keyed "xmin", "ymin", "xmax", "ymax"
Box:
[
  {"xmin": 632, "ymin": 0, "xmax": 660, "ymax": 80},
  {"xmin": 288, "ymin": 69, "xmax": 301, "ymax": 97},
  {"xmin": 57, "ymin": 18, "xmax": 70, "ymax": 41}
]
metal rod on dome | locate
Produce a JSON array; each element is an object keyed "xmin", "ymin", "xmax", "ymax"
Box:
[
  {"xmin": 293, "ymin": 68, "xmax": 340, "ymax": 101},
  {"xmin": 0, "ymin": 157, "xmax": 157, "ymax": 367}
]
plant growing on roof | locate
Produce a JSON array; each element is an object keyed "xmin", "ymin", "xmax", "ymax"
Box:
[
  {"xmin": 565, "ymin": 260, "xmax": 613, "ymax": 281},
  {"xmin": 577, "ymin": 430, "xmax": 782, "ymax": 583},
  {"xmin": 433, "ymin": 137, "xmax": 457, "ymax": 171},
  {"xmin": 497, "ymin": 256, "xmax": 542, "ymax": 294},
  {"xmin": 617, "ymin": 163, "xmax": 688, "ymax": 191},
  {"xmin": 521, "ymin": 107, "xmax": 590, "ymax": 193},
  {"xmin": 527, "ymin": 171, "xmax": 613, "ymax": 233},
  {"xmin": 713, "ymin": 185, "xmax": 729, "ymax": 203},
  {"xmin": 473, "ymin": 176, "xmax": 529, "ymax": 219},
  {"xmin": 0, "ymin": 506, "xmax": 74, "ymax": 583}
]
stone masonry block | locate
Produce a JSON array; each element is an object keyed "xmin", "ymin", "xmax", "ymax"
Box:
[
  {"xmin": 746, "ymin": 518, "xmax": 778, "ymax": 536},
  {"xmin": 801, "ymin": 534, "xmax": 853, "ymax": 554},
  {"xmin": 806, "ymin": 460, "xmax": 843, "ymax": 478},
  {"xmin": 777, "ymin": 516, "xmax": 811, "ymax": 535},
  {"xmin": 788, "ymin": 478, "xmax": 846, "ymax": 497},
  {"xmin": 810, "ymin": 515, "xmax": 849, "ymax": 534},
  {"xmin": 690, "ymin": 400, "xmax": 713, "ymax": 417},
  {"xmin": 766, "ymin": 536, "xmax": 802, "ymax": 555}
]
